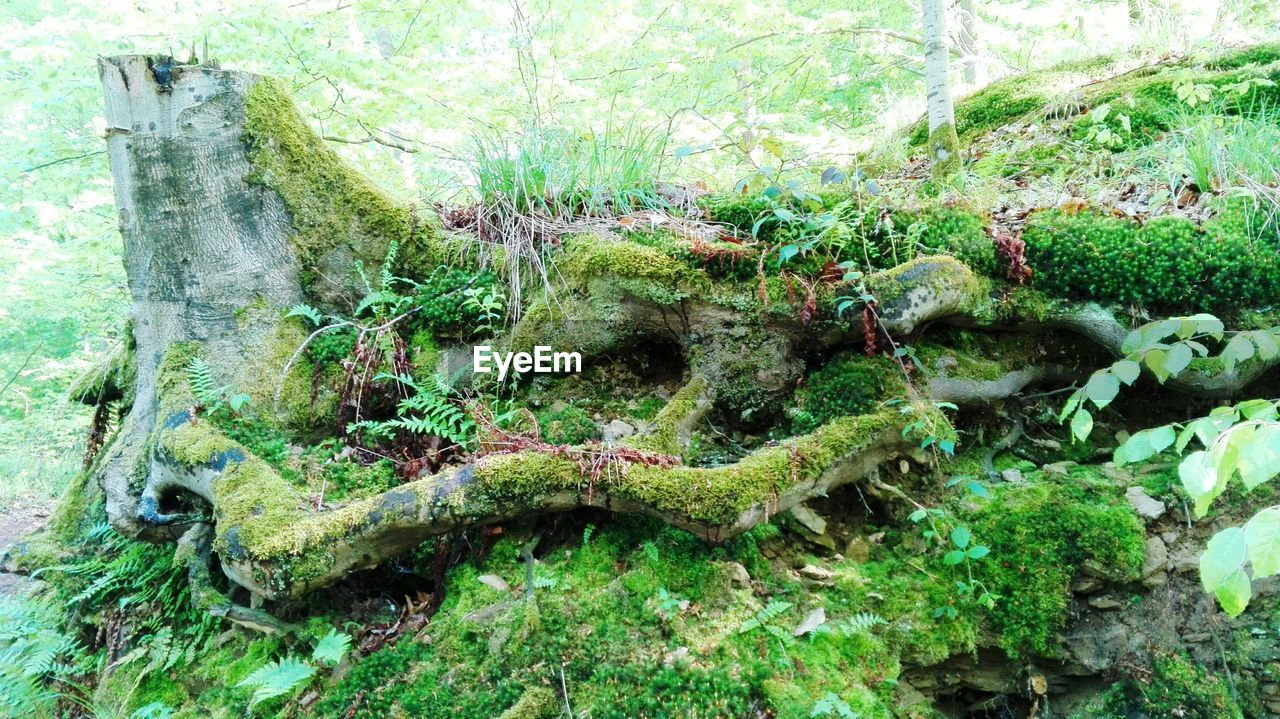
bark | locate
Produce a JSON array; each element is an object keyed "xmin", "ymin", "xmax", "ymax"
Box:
[
  {"xmin": 922, "ymin": 0, "xmax": 961, "ymax": 177},
  {"xmin": 97, "ymin": 56, "xmax": 303, "ymax": 541}
]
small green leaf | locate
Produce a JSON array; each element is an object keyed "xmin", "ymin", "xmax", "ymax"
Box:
[
  {"xmin": 1084, "ymin": 371, "xmax": 1120, "ymax": 409},
  {"xmin": 967, "ymin": 545, "xmax": 990, "ymax": 560},
  {"xmin": 950, "ymin": 526, "xmax": 970, "ymax": 550},
  {"xmin": 1112, "ymin": 359, "xmax": 1140, "ymax": 385},
  {"xmin": 1201, "ymin": 527, "xmax": 1251, "ymax": 616},
  {"xmin": 1070, "ymin": 408, "xmax": 1093, "ymax": 441}
]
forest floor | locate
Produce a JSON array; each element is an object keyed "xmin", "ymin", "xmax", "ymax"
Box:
[{"xmin": 0, "ymin": 497, "xmax": 52, "ymax": 595}]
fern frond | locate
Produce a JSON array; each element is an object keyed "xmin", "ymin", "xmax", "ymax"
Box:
[
  {"xmin": 838, "ymin": 611, "xmax": 886, "ymax": 636},
  {"xmin": 236, "ymin": 656, "xmax": 316, "ymax": 708},
  {"xmin": 310, "ymin": 630, "xmax": 351, "ymax": 667},
  {"xmin": 286, "ymin": 303, "xmax": 325, "ymax": 327}
]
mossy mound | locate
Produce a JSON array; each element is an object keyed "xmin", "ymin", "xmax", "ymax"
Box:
[{"xmin": 1023, "ymin": 205, "xmax": 1280, "ymax": 313}]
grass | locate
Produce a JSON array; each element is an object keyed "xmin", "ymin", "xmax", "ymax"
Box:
[
  {"xmin": 467, "ymin": 118, "xmax": 671, "ymax": 221},
  {"xmin": 1165, "ymin": 105, "xmax": 1280, "ymax": 192},
  {"xmin": 462, "ymin": 117, "xmax": 673, "ymax": 314}
]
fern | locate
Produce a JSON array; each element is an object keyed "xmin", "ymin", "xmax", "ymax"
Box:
[
  {"xmin": 236, "ymin": 656, "xmax": 316, "ymax": 708},
  {"xmin": 0, "ymin": 597, "xmax": 89, "ymax": 715},
  {"xmin": 310, "ymin": 630, "xmax": 351, "ymax": 668},
  {"xmin": 186, "ymin": 356, "xmax": 222, "ymax": 406},
  {"xmin": 286, "ymin": 303, "xmax": 325, "ymax": 327},
  {"xmin": 738, "ymin": 600, "xmax": 794, "ymax": 635},
  {"xmin": 185, "ymin": 357, "xmax": 249, "ymax": 413},
  {"xmin": 346, "ymin": 372, "xmax": 474, "ymax": 447},
  {"xmin": 837, "ymin": 612, "xmax": 886, "ymax": 636}
]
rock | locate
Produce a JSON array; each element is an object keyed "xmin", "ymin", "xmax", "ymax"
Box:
[
  {"xmin": 1042, "ymin": 461, "xmax": 1077, "ymax": 476},
  {"xmin": 602, "ymin": 419, "xmax": 636, "ymax": 443},
  {"xmin": 1126, "ymin": 486, "xmax": 1167, "ymax": 521},
  {"xmin": 1101, "ymin": 463, "xmax": 1133, "ymax": 482},
  {"xmin": 1161, "ymin": 529, "xmax": 1181, "ymax": 545},
  {"xmin": 723, "ymin": 561, "xmax": 751, "ymax": 588},
  {"xmin": 789, "ymin": 505, "xmax": 827, "ymax": 535},
  {"xmin": 1141, "ymin": 537, "xmax": 1169, "ymax": 580},
  {"xmin": 895, "ymin": 680, "xmax": 930, "ymax": 710},
  {"xmin": 1071, "ymin": 575, "xmax": 1105, "ymax": 595},
  {"xmin": 1169, "ymin": 544, "xmax": 1200, "ymax": 573},
  {"xmin": 1143, "ymin": 570, "xmax": 1168, "ymax": 587},
  {"xmin": 1000, "ymin": 468, "xmax": 1024, "ymax": 484},
  {"xmin": 798, "ymin": 564, "xmax": 834, "ymax": 581},
  {"xmin": 1088, "ymin": 595, "xmax": 1123, "ymax": 609},
  {"xmin": 844, "ymin": 536, "xmax": 871, "ymax": 563}
]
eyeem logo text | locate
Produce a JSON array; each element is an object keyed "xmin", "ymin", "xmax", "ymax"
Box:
[{"xmin": 473, "ymin": 346, "xmax": 582, "ymax": 382}]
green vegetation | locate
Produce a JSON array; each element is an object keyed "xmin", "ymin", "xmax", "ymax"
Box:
[
  {"xmin": 1101, "ymin": 651, "xmax": 1244, "ymax": 719},
  {"xmin": 1023, "ymin": 207, "xmax": 1280, "ymax": 312},
  {"xmin": 9, "ymin": 6, "xmax": 1280, "ymax": 719}
]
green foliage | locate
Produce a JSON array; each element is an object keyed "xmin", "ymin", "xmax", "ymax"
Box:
[
  {"xmin": 310, "ymin": 630, "xmax": 352, "ymax": 667},
  {"xmin": 535, "ymin": 405, "xmax": 599, "ymax": 445},
  {"xmin": 1023, "ymin": 208, "xmax": 1280, "ymax": 312},
  {"xmin": 236, "ymin": 656, "xmax": 316, "ymax": 709},
  {"xmin": 792, "ymin": 355, "xmax": 902, "ymax": 433},
  {"xmin": 810, "ymin": 692, "xmax": 858, "ymax": 718},
  {"xmin": 347, "ymin": 371, "xmax": 474, "ymax": 448},
  {"xmin": 1102, "ymin": 651, "xmax": 1243, "ymax": 719},
  {"xmin": 39, "ymin": 524, "xmax": 221, "ymax": 660},
  {"xmin": 969, "ymin": 476, "xmax": 1145, "ymax": 656},
  {"xmin": 0, "ymin": 596, "xmax": 89, "ymax": 716}
]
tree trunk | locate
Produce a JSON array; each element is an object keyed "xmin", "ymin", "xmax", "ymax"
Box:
[
  {"xmin": 922, "ymin": 0, "xmax": 961, "ymax": 177},
  {"xmin": 957, "ymin": 0, "xmax": 983, "ymax": 87},
  {"xmin": 97, "ymin": 56, "xmax": 305, "ymax": 540}
]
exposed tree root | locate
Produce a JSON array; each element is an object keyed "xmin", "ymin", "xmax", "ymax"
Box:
[{"xmin": 175, "ymin": 523, "xmax": 295, "ymax": 635}]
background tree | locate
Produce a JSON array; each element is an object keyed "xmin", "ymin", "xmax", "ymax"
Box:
[{"xmin": 922, "ymin": 0, "xmax": 961, "ymax": 176}]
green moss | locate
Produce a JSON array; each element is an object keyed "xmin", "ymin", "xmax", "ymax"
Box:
[
  {"xmin": 68, "ymin": 323, "xmax": 136, "ymax": 406},
  {"xmin": 627, "ymin": 376, "xmax": 708, "ymax": 456},
  {"xmin": 1101, "ymin": 650, "xmax": 1243, "ymax": 718},
  {"xmin": 792, "ymin": 355, "xmax": 903, "ymax": 433},
  {"xmin": 969, "ymin": 473, "xmax": 1145, "ymax": 657},
  {"xmin": 535, "ymin": 405, "xmax": 599, "ymax": 445},
  {"xmin": 1209, "ymin": 43, "xmax": 1280, "ymax": 70},
  {"xmin": 496, "ymin": 687, "xmax": 559, "ymax": 719},
  {"xmin": 907, "ymin": 56, "xmax": 1118, "ymax": 146},
  {"xmin": 483, "ymin": 403, "xmax": 945, "ymax": 527},
  {"xmin": 1023, "ymin": 207, "xmax": 1280, "ymax": 312},
  {"xmin": 242, "ymin": 77, "xmax": 449, "ymax": 293}
]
